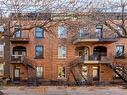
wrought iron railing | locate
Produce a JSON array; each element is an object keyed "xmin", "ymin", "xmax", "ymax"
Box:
[
  {"xmin": 11, "ymin": 55, "xmax": 24, "ymax": 62},
  {"xmin": 78, "ymin": 54, "xmax": 111, "ymax": 63},
  {"xmin": 72, "ymin": 32, "xmax": 117, "ymax": 42},
  {"xmin": 12, "ymin": 33, "xmax": 29, "ymax": 39}
]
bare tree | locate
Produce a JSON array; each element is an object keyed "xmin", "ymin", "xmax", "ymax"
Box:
[{"xmin": 85, "ymin": 0, "xmax": 127, "ymax": 38}]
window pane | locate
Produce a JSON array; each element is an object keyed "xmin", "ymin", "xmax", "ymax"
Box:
[
  {"xmin": 35, "ymin": 45, "xmax": 43, "ymax": 58},
  {"xmin": 96, "ymin": 25, "xmax": 103, "ymax": 38},
  {"xmin": 58, "ymin": 26, "xmax": 67, "ymax": 38},
  {"xmin": 58, "ymin": 46, "xmax": 66, "ymax": 58},
  {"xmin": 36, "ymin": 67, "xmax": 43, "ymax": 78},
  {"xmin": 116, "ymin": 45, "xmax": 124, "ymax": 57},
  {"xmin": 15, "ymin": 25, "xmax": 21, "ymax": 37},
  {"xmin": 0, "ymin": 44, "xmax": 4, "ymax": 57},
  {"xmin": 0, "ymin": 64, "xmax": 4, "ymax": 75},
  {"xmin": 79, "ymin": 27, "xmax": 87, "ymax": 38},
  {"xmin": 58, "ymin": 66, "xmax": 66, "ymax": 78},
  {"xmin": 35, "ymin": 27, "xmax": 44, "ymax": 38},
  {"xmin": 0, "ymin": 26, "xmax": 4, "ymax": 32}
]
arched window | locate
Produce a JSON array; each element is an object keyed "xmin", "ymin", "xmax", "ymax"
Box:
[{"xmin": 35, "ymin": 27, "xmax": 44, "ymax": 38}]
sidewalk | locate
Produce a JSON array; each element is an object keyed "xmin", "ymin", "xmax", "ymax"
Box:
[{"xmin": 1, "ymin": 86, "xmax": 127, "ymax": 95}]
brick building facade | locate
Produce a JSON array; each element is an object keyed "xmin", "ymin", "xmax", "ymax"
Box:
[{"xmin": 0, "ymin": 13, "xmax": 127, "ymax": 85}]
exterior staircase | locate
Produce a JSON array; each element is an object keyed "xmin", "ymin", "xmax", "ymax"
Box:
[
  {"xmin": 67, "ymin": 56, "xmax": 88, "ymax": 86},
  {"xmin": 108, "ymin": 62, "xmax": 127, "ymax": 83}
]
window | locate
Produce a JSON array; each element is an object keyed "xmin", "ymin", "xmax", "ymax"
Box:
[
  {"xmin": 35, "ymin": 27, "xmax": 44, "ymax": 38},
  {"xmin": 0, "ymin": 26, "xmax": 4, "ymax": 32},
  {"xmin": 58, "ymin": 46, "xmax": 66, "ymax": 58},
  {"xmin": 79, "ymin": 27, "xmax": 87, "ymax": 38},
  {"xmin": 36, "ymin": 66, "xmax": 44, "ymax": 78},
  {"xmin": 15, "ymin": 25, "xmax": 21, "ymax": 38},
  {"xmin": 35, "ymin": 45, "xmax": 43, "ymax": 58},
  {"xmin": 117, "ymin": 27, "xmax": 124, "ymax": 36},
  {"xmin": 58, "ymin": 66, "xmax": 66, "ymax": 79},
  {"xmin": 96, "ymin": 25, "xmax": 103, "ymax": 38},
  {"xmin": 116, "ymin": 45, "xmax": 124, "ymax": 58},
  {"xmin": 0, "ymin": 44, "xmax": 4, "ymax": 57},
  {"xmin": 0, "ymin": 63, "xmax": 4, "ymax": 76},
  {"xmin": 58, "ymin": 26, "xmax": 67, "ymax": 38}
]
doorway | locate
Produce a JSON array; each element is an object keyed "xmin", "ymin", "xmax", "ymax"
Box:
[
  {"xmin": 93, "ymin": 46, "xmax": 107, "ymax": 60},
  {"xmin": 77, "ymin": 46, "xmax": 89, "ymax": 60},
  {"xmin": 13, "ymin": 68, "xmax": 20, "ymax": 82},
  {"xmin": 92, "ymin": 66, "xmax": 100, "ymax": 81}
]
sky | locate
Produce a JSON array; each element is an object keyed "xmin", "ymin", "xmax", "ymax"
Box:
[{"xmin": 0, "ymin": 0, "xmax": 126, "ymax": 17}]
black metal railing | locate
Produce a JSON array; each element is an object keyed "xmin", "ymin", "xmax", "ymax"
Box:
[
  {"xmin": 78, "ymin": 54, "xmax": 111, "ymax": 63},
  {"xmin": 11, "ymin": 55, "xmax": 24, "ymax": 62},
  {"xmin": 72, "ymin": 32, "xmax": 117, "ymax": 42},
  {"xmin": 13, "ymin": 33, "xmax": 29, "ymax": 39}
]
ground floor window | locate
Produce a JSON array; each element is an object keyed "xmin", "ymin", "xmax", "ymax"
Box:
[
  {"xmin": 58, "ymin": 66, "xmax": 66, "ymax": 79},
  {"xmin": 93, "ymin": 66, "xmax": 99, "ymax": 81},
  {"xmin": 0, "ymin": 63, "xmax": 4, "ymax": 76},
  {"xmin": 36, "ymin": 66, "xmax": 44, "ymax": 78}
]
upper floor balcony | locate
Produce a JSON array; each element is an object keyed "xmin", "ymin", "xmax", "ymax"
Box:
[
  {"xmin": 72, "ymin": 32, "xmax": 117, "ymax": 45},
  {"xmin": 78, "ymin": 54, "xmax": 112, "ymax": 64},
  {"xmin": 10, "ymin": 54, "xmax": 24, "ymax": 63},
  {"xmin": 10, "ymin": 33, "xmax": 30, "ymax": 44}
]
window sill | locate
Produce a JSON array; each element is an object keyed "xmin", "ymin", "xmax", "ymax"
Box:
[
  {"xmin": 35, "ymin": 37, "xmax": 44, "ymax": 39},
  {"xmin": 58, "ymin": 57, "xmax": 66, "ymax": 60},
  {"xmin": 34, "ymin": 57, "xmax": 44, "ymax": 59},
  {"xmin": 115, "ymin": 56, "xmax": 126, "ymax": 59}
]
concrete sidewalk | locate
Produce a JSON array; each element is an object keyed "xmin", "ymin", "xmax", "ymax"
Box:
[{"xmin": 1, "ymin": 86, "xmax": 127, "ymax": 95}]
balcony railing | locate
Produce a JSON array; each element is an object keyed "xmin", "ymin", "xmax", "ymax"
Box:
[
  {"xmin": 11, "ymin": 55, "xmax": 24, "ymax": 63},
  {"xmin": 10, "ymin": 33, "xmax": 29, "ymax": 43},
  {"xmin": 72, "ymin": 32, "xmax": 117, "ymax": 44},
  {"xmin": 78, "ymin": 54, "xmax": 112, "ymax": 64}
]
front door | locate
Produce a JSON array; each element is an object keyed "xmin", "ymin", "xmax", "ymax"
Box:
[
  {"xmin": 14, "ymin": 68, "xmax": 20, "ymax": 82},
  {"xmin": 92, "ymin": 66, "xmax": 100, "ymax": 81}
]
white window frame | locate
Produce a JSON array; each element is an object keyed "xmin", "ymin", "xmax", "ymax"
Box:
[
  {"xmin": 58, "ymin": 26, "xmax": 67, "ymax": 38},
  {"xmin": 36, "ymin": 66, "xmax": 44, "ymax": 78},
  {"xmin": 0, "ymin": 63, "xmax": 4, "ymax": 76},
  {"xmin": 58, "ymin": 46, "xmax": 66, "ymax": 59},
  {"xmin": 0, "ymin": 44, "xmax": 4, "ymax": 58},
  {"xmin": 79, "ymin": 27, "xmax": 87, "ymax": 38}
]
